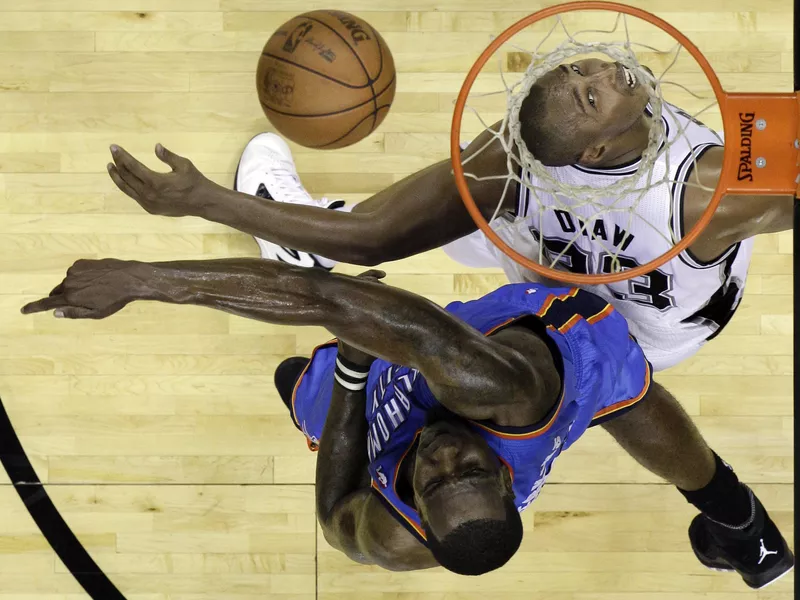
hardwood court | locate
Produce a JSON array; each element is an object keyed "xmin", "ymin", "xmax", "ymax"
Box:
[{"xmin": 0, "ymin": 1, "xmax": 793, "ymax": 598}]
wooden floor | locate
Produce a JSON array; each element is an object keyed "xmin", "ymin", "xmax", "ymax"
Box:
[{"xmin": 0, "ymin": 1, "xmax": 793, "ymax": 598}]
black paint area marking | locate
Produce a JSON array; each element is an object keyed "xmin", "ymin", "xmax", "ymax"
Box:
[{"xmin": 0, "ymin": 395, "xmax": 127, "ymax": 599}]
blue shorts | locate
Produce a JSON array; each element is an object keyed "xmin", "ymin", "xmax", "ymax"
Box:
[{"xmin": 290, "ymin": 341, "xmax": 339, "ymax": 450}]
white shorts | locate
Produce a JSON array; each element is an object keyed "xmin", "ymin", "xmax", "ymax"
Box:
[{"xmin": 442, "ymin": 226, "xmax": 705, "ymax": 372}]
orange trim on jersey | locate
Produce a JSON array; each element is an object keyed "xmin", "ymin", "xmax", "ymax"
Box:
[
  {"xmin": 497, "ymin": 454, "xmax": 515, "ymax": 481},
  {"xmin": 586, "ymin": 303, "xmax": 614, "ymax": 325},
  {"xmin": 484, "ymin": 316, "xmax": 519, "ymax": 337},
  {"xmin": 290, "ymin": 339, "xmax": 338, "ymax": 436},
  {"xmin": 471, "ymin": 385, "xmax": 565, "ymax": 440},
  {"xmin": 557, "ymin": 314, "xmax": 582, "ymax": 334},
  {"xmin": 371, "ymin": 429, "xmax": 427, "ymax": 540},
  {"xmin": 371, "ymin": 482, "xmax": 426, "ymax": 539},
  {"xmin": 591, "ymin": 351, "xmax": 652, "ymax": 422},
  {"xmin": 535, "ymin": 288, "xmax": 580, "ymax": 319}
]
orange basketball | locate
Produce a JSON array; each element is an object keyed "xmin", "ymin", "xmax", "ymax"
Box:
[{"xmin": 256, "ymin": 10, "xmax": 396, "ymax": 150}]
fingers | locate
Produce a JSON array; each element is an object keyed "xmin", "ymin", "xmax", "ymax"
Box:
[
  {"xmin": 357, "ymin": 269, "xmax": 387, "ymax": 280},
  {"xmin": 21, "ymin": 295, "xmax": 68, "ymax": 315},
  {"xmin": 55, "ymin": 306, "xmax": 99, "ymax": 319},
  {"xmin": 155, "ymin": 143, "xmax": 190, "ymax": 172},
  {"xmin": 107, "ymin": 162, "xmax": 141, "ymax": 201},
  {"xmin": 110, "ymin": 145, "xmax": 155, "ymax": 181}
]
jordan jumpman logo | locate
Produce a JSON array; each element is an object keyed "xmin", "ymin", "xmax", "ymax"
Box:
[{"xmin": 758, "ymin": 538, "xmax": 779, "ymax": 564}]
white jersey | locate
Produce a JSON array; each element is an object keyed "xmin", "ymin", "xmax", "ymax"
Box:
[{"xmin": 445, "ymin": 103, "xmax": 753, "ymax": 371}]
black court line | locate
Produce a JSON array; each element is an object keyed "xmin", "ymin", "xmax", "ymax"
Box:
[{"xmin": 0, "ymin": 394, "xmax": 127, "ymax": 599}]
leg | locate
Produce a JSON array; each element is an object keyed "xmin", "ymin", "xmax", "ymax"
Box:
[
  {"xmin": 601, "ymin": 380, "xmax": 715, "ymax": 491},
  {"xmin": 276, "ymin": 343, "xmax": 338, "ymax": 449},
  {"xmin": 602, "ymin": 381, "xmax": 794, "ymax": 589}
]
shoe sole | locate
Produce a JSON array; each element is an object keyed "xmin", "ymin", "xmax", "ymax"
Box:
[
  {"xmin": 754, "ymin": 562, "xmax": 794, "ymax": 589},
  {"xmin": 692, "ymin": 545, "xmax": 795, "ymax": 589},
  {"xmin": 690, "ymin": 546, "xmax": 735, "ymax": 573},
  {"xmin": 689, "ymin": 515, "xmax": 795, "ymax": 589}
]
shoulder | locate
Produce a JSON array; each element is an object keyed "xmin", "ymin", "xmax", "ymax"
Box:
[
  {"xmin": 357, "ymin": 492, "xmax": 438, "ymax": 571},
  {"xmin": 477, "ymin": 324, "xmax": 562, "ymax": 426}
]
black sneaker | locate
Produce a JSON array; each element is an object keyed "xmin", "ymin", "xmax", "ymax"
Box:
[
  {"xmin": 688, "ymin": 487, "xmax": 794, "ymax": 589},
  {"xmin": 233, "ymin": 132, "xmax": 344, "ymax": 270},
  {"xmin": 274, "ymin": 356, "xmax": 310, "ymax": 415}
]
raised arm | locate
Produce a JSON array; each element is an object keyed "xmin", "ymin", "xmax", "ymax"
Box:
[
  {"xmin": 684, "ymin": 146, "xmax": 794, "ymax": 262},
  {"xmin": 107, "ymin": 124, "xmax": 512, "ymax": 266},
  {"xmin": 22, "ymin": 258, "xmax": 540, "ymax": 424},
  {"xmin": 315, "ymin": 341, "xmax": 436, "ymax": 570}
]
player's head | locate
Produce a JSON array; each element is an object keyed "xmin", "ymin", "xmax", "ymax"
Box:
[
  {"xmin": 412, "ymin": 407, "xmax": 522, "ymax": 575},
  {"xmin": 518, "ymin": 58, "xmax": 651, "ymax": 167}
]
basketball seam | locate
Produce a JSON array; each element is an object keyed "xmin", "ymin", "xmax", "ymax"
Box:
[
  {"xmin": 261, "ymin": 52, "xmax": 372, "ymax": 90},
  {"xmin": 301, "ymin": 14, "xmax": 375, "ymax": 85},
  {"xmin": 312, "ymin": 104, "xmax": 393, "ymax": 149},
  {"xmin": 301, "ymin": 14, "xmax": 379, "ymax": 129},
  {"xmin": 369, "ymin": 25, "xmax": 387, "ymax": 82},
  {"xmin": 260, "ymin": 73, "xmax": 395, "ymax": 119},
  {"xmin": 366, "ymin": 22, "xmax": 386, "ymax": 132}
]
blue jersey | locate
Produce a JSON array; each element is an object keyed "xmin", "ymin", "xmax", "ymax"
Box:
[{"xmin": 291, "ymin": 283, "xmax": 651, "ymax": 544}]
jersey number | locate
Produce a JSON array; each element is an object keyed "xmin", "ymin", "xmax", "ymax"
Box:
[{"xmin": 537, "ymin": 234, "xmax": 675, "ymax": 311}]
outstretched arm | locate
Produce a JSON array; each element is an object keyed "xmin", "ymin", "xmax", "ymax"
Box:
[
  {"xmin": 22, "ymin": 258, "xmax": 540, "ymax": 424},
  {"xmin": 684, "ymin": 146, "xmax": 793, "ymax": 262},
  {"xmin": 106, "ymin": 124, "xmax": 512, "ymax": 266}
]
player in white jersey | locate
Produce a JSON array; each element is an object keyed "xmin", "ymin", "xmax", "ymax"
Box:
[
  {"xmin": 102, "ymin": 58, "xmax": 791, "ymax": 369},
  {"xmin": 444, "ymin": 100, "xmax": 751, "ymax": 369},
  {"xmin": 104, "ymin": 56, "xmax": 794, "ymax": 585}
]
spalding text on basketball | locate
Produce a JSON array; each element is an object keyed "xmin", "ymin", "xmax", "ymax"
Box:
[
  {"xmin": 737, "ymin": 112, "xmax": 755, "ymax": 182},
  {"xmin": 326, "ymin": 11, "xmax": 372, "ymax": 45}
]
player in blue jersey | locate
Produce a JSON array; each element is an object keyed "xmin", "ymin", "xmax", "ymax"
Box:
[{"xmin": 23, "ymin": 258, "xmax": 793, "ymax": 585}]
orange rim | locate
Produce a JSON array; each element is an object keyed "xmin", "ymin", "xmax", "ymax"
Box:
[{"xmin": 450, "ymin": 1, "xmax": 729, "ymax": 285}]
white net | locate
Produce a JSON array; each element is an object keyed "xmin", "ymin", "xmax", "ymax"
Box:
[{"xmin": 458, "ymin": 11, "xmax": 724, "ymax": 277}]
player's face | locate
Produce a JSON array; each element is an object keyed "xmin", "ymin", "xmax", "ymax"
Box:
[
  {"xmin": 412, "ymin": 414, "xmax": 510, "ymax": 537},
  {"xmin": 542, "ymin": 58, "xmax": 650, "ymax": 146}
]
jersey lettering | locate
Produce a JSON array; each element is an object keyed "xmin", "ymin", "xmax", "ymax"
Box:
[
  {"xmin": 548, "ymin": 216, "xmax": 635, "ymax": 252},
  {"xmin": 367, "ymin": 368, "xmax": 419, "ymax": 463},
  {"xmin": 599, "ymin": 254, "xmax": 676, "ymax": 311},
  {"xmin": 529, "ymin": 227, "xmax": 675, "ymax": 311},
  {"xmin": 535, "ymin": 233, "xmax": 591, "ymax": 272},
  {"xmin": 518, "ymin": 435, "xmax": 562, "ymax": 511}
]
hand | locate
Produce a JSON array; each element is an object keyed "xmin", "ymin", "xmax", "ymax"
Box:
[
  {"xmin": 107, "ymin": 144, "xmax": 216, "ymax": 218},
  {"xmin": 354, "ymin": 269, "xmax": 386, "ymax": 283},
  {"xmin": 336, "ymin": 269, "xmax": 387, "ymax": 365},
  {"xmin": 21, "ymin": 259, "xmax": 150, "ymax": 319}
]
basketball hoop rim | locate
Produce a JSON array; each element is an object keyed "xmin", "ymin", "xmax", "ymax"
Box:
[{"xmin": 450, "ymin": 0, "xmax": 729, "ymax": 285}]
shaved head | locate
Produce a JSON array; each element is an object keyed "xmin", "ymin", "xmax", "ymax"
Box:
[{"xmin": 518, "ymin": 59, "xmax": 652, "ymax": 167}]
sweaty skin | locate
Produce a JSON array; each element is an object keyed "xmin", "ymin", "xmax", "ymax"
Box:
[
  {"xmin": 23, "ymin": 258, "xmax": 719, "ymax": 571},
  {"xmin": 104, "ymin": 59, "xmax": 792, "ymax": 271}
]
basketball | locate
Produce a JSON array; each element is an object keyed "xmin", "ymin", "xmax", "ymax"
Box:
[{"xmin": 256, "ymin": 10, "xmax": 396, "ymax": 149}]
